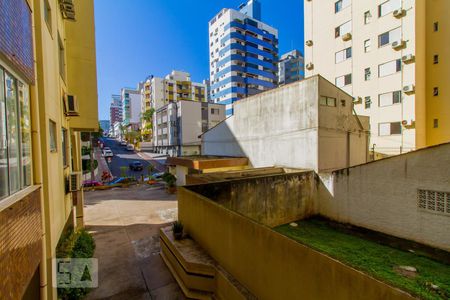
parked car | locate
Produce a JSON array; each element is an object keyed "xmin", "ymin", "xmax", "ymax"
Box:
[
  {"xmin": 120, "ymin": 141, "xmax": 127, "ymax": 146},
  {"xmin": 129, "ymin": 161, "xmax": 144, "ymax": 171},
  {"xmin": 126, "ymin": 144, "xmax": 135, "ymax": 151},
  {"xmin": 103, "ymin": 149, "xmax": 114, "ymax": 157},
  {"xmin": 82, "ymin": 180, "xmax": 103, "ymax": 187},
  {"xmin": 151, "ymin": 172, "xmax": 165, "ymax": 179}
]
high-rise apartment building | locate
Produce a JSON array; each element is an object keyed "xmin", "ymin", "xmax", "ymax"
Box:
[
  {"xmin": 304, "ymin": 0, "xmax": 450, "ymax": 156},
  {"xmin": 139, "ymin": 71, "xmax": 207, "ymax": 142},
  {"xmin": 209, "ymin": 0, "xmax": 279, "ymax": 116},
  {"xmin": 109, "ymin": 94, "xmax": 122, "ymax": 126},
  {"xmin": 121, "ymin": 86, "xmax": 141, "ymax": 130},
  {"xmin": 0, "ymin": 0, "xmax": 98, "ymax": 298},
  {"xmin": 278, "ymin": 50, "xmax": 305, "ymax": 85}
]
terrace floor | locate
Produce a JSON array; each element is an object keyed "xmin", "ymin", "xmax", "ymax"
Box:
[{"xmin": 275, "ymin": 218, "xmax": 450, "ymax": 300}]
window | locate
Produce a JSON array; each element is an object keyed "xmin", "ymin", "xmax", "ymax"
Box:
[
  {"xmin": 379, "ymin": 122, "xmax": 401, "ymax": 136},
  {"xmin": 211, "ymin": 108, "xmax": 220, "ymax": 115},
  {"xmin": 335, "ymin": 74, "xmax": 352, "ymax": 87},
  {"xmin": 418, "ymin": 189, "xmax": 450, "ymax": 214},
  {"xmin": 364, "ymin": 39, "xmax": 371, "ymax": 53},
  {"xmin": 379, "ymin": 90, "xmax": 402, "ymax": 106},
  {"xmin": 44, "ymin": 0, "xmax": 52, "ymax": 34},
  {"xmin": 378, "ymin": 27, "xmax": 401, "ymax": 47},
  {"xmin": 378, "ymin": 0, "xmax": 401, "ymax": 17},
  {"xmin": 364, "ymin": 68, "xmax": 371, "ymax": 81},
  {"xmin": 340, "ymin": 99, "xmax": 346, "ymax": 107},
  {"xmin": 433, "ymin": 119, "xmax": 439, "ymax": 128},
  {"xmin": 335, "ymin": 0, "xmax": 350, "ymax": 13},
  {"xmin": 0, "ymin": 67, "xmax": 32, "ymax": 200},
  {"xmin": 364, "ymin": 11, "xmax": 372, "ymax": 24},
  {"xmin": 62, "ymin": 128, "xmax": 68, "ymax": 167},
  {"xmin": 433, "ymin": 54, "xmax": 439, "ymax": 64},
  {"xmin": 335, "ymin": 47, "xmax": 352, "ymax": 63},
  {"xmin": 335, "ymin": 21, "xmax": 352, "ymax": 38},
  {"xmin": 58, "ymin": 34, "xmax": 65, "ymax": 81},
  {"xmin": 433, "ymin": 22, "xmax": 439, "ymax": 32},
  {"xmin": 49, "ymin": 120, "xmax": 57, "ymax": 152},
  {"xmin": 18, "ymin": 82, "xmax": 31, "ymax": 187},
  {"xmin": 319, "ymin": 96, "xmax": 337, "ymax": 107},
  {"xmin": 364, "ymin": 96, "xmax": 371, "ymax": 109},
  {"xmin": 433, "ymin": 87, "xmax": 439, "ymax": 96},
  {"xmin": 378, "ymin": 59, "xmax": 401, "ymax": 77}
]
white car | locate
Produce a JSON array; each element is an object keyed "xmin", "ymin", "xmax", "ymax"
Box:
[
  {"xmin": 126, "ymin": 144, "xmax": 135, "ymax": 151},
  {"xmin": 103, "ymin": 149, "xmax": 114, "ymax": 157},
  {"xmin": 120, "ymin": 141, "xmax": 127, "ymax": 146}
]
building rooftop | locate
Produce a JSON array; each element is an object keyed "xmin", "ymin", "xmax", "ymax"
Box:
[{"xmin": 167, "ymin": 156, "xmax": 248, "ymax": 171}]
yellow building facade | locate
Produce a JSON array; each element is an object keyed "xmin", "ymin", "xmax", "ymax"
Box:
[{"xmin": 0, "ymin": 0, "xmax": 98, "ymax": 299}]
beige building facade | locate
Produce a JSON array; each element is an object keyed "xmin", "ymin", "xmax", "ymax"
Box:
[{"xmin": 304, "ymin": 0, "xmax": 450, "ymax": 156}]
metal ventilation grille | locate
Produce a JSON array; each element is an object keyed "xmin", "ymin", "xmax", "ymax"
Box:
[{"xmin": 418, "ymin": 189, "xmax": 450, "ymax": 215}]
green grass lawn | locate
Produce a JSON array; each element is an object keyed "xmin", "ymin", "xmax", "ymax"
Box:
[{"xmin": 275, "ymin": 219, "xmax": 450, "ymax": 300}]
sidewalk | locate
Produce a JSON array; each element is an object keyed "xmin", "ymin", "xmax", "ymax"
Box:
[
  {"xmin": 137, "ymin": 151, "xmax": 167, "ymax": 172},
  {"xmin": 94, "ymin": 148, "xmax": 112, "ymax": 181}
]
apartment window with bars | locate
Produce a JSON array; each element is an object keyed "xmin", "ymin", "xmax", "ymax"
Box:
[
  {"xmin": 364, "ymin": 11, "xmax": 372, "ymax": 24},
  {"xmin": 364, "ymin": 68, "xmax": 371, "ymax": 81},
  {"xmin": 319, "ymin": 96, "xmax": 336, "ymax": 107},
  {"xmin": 418, "ymin": 189, "xmax": 450, "ymax": 214},
  {"xmin": 364, "ymin": 96, "xmax": 371, "ymax": 109},
  {"xmin": 364, "ymin": 39, "xmax": 371, "ymax": 53}
]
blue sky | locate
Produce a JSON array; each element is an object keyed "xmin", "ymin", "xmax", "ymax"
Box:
[{"xmin": 94, "ymin": 0, "xmax": 304, "ymax": 120}]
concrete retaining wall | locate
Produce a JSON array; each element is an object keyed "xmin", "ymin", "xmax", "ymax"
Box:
[{"xmin": 178, "ymin": 187, "xmax": 415, "ymax": 300}]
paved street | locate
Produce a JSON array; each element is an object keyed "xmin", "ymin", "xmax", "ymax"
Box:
[
  {"xmin": 100, "ymin": 138, "xmax": 165, "ymax": 179},
  {"xmin": 84, "ymin": 184, "xmax": 185, "ymax": 300}
]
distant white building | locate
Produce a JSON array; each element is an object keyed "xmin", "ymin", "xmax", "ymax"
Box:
[
  {"xmin": 121, "ymin": 86, "xmax": 141, "ymax": 129},
  {"xmin": 154, "ymin": 100, "xmax": 226, "ymax": 157}
]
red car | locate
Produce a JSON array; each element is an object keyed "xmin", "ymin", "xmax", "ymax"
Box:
[{"xmin": 82, "ymin": 180, "xmax": 103, "ymax": 187}]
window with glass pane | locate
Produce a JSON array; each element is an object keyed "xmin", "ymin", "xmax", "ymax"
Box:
[
  {"xmin": 49, "ymin": 120, "xmax": 57, "ymax": 152},
  {"xmin": 62, "ymin": 127, "xmax": 68, "ymax": 167},
  {"xmin": 0, "ymin": 68, "xmax": 8, "ymax": 199},
  {"xmin": 18, "ymin": 82, "xmax": 31, "ymax": 187},
  {"xmin": 5, "ymin": 72, "xmax": 21, "ymax": 194}
]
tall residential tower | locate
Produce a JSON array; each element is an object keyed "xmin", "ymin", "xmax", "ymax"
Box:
[
  {"xmin": 304, "ymin": 0, "xmax": 450, "ymax": 156},
  {"xmin": 209, "ymin": 0, "xmax": 279, "ymax": 116}
]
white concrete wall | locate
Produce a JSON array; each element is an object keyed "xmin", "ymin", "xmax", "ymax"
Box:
[
  {"xmin": 130, "ymin": 92, "xmax": 141, "ymax": 124},
  {"xmin": 202, "ymin": 76, "xmax": 368, "ymax": 172},
  {"xmin": 179, "ymin": 101, "xmax": 202, "ymax": 146},
  {"xmin": 320, "ymin": 142, "xmax": 450, "ymax": 251}
]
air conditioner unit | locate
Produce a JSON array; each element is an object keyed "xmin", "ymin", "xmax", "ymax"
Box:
[
  {"xmin": 393, "ymin": 9, "xmax": 406, "ymax": 18},
  {"xmin": 403, "ymin": 84, "xmax": 415, "ymax": 94},
  {"xmin": 305, "ymin": 40, "xmax": 313, "ymax": 46},
  {"xmin": 402, "ymin": 119, "xmax": 415, "ymax": 129},
  {"xmin": 391, "ymin": 40, "xmax": 406, "ymax": 50},
  {"xmin": 402, "ymin": 54, "xmax": 415, "ymax": 64},
  {"xmin": 353, "ymin": 96, "xmax": 362, "ymax": 104},
  {"xmin": 306, "ymin": 63, "xmax": 314, "ymax": 70},
  {"xmin": 69, "ymin": 172, "xmax": 82, "ymax": 192},
  {"xmin": 66, "ymin": 94, "xmax": 79, "ymax": 116},
  {"xmin": 342, "ymin": 33, "xmax": 352, "ymax": 41}
]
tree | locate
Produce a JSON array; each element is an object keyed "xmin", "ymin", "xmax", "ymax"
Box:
[{"xmin": 142, "ymin": 108, "xmax": 155, "ymax": 122}]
